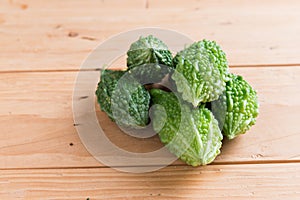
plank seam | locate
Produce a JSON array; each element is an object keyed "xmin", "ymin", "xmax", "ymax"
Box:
[
  {"xmin": 1, "ymin": 160, "xmax": 300, "ymax": 171},
  {"xmin": 0, "ymin": 64, "xmax": 300, "ymax": 74}
]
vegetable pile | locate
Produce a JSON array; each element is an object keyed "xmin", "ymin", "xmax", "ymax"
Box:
[{"xmin": 96, "ymin": 35, "xmax": 259, "ymax": 166}]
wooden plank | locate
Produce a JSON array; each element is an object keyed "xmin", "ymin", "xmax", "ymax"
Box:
[
  {"xmin": 1, "ymin": 0, "xmax": 300, "ymax": 71},
  {"xmin": 0, "ymin": 163, "xmax": 299, "ymax": 199},
  {"xmin": 0, "ymin": 66, "xmax": 299, "ymax": 169}
]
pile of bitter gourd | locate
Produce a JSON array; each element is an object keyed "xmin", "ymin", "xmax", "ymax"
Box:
[{"xmin": 96, "ymin": 35, "xmax": 259, "ymax": 166}]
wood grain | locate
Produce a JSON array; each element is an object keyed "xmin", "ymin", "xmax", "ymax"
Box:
[
  {"xmin": 1, "ymin": 0, "xmax": 300, "ymax": 71},
  {"xmin": 1, "ymin": 1, "xmax": 299, "ymax": 199},
  {"xmin": 1, "ymin": 66, "xmax": 299, "ymax": 169},
  {"xmin": 1, "ymin": 163, "xmax": 299, "ymax": 199}
]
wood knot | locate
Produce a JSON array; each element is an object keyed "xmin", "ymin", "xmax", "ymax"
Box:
[{"xmin": 68, "ymin": 31, "xmax": 79, "ymax": 37}]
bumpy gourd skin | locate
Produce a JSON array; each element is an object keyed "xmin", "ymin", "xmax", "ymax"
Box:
[
  {"xmin": 95, "ymin": 70, "xmax": 125, "ymax": 120},
  {"xmin": 127, "ymin": 35, "xmax": 173, "ymax": 83},
  {"xmin": 172, "ymin": 41, "xmax": 225, "ymax": 106},
  {"xmin": 213, "ymin": 74, "xmax": 259, "ymax": 139},
  {"xmin": 150, "ymin": 89, "xmax": 223, "ymax": 166},
  {"xmin": 199, "ymin": 39, "xmax": 229, "ymax": 81},
  {"xmin": 95, "ymin": 69, "xmax": 150, "ymax": 128}
]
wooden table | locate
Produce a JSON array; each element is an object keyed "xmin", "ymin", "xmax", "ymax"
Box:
[{"xmin": 1, "ymin": 0, "xmax": 300, "ymax": 199}]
